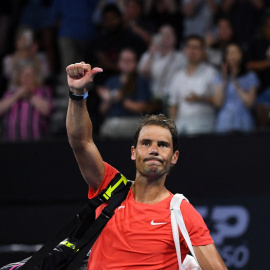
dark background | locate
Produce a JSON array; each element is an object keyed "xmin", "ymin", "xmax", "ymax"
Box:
[{"xmin": 0, "ymin": 132, "xmax": 270, "ymax": 269}]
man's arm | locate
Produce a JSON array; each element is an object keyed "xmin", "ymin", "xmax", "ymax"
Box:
[
  {"xmin": 66, "ymin": 62, "xmax": 104, "ymax": 192},
  {"xmin": 194, "ymin": 244, "xmax": 228, "ymax": 270}
]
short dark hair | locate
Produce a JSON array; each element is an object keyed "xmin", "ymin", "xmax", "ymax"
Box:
[
  {"xmin": 102, "ymin": 3, "xmax": 122, "ymax": 18},
  {"xmin": 133, "ymin": 114, "xmax": 179, "ymax": 152},
  {"xmin": 184, "ymin": 34, "xmax": 205, "ymax": 48}
]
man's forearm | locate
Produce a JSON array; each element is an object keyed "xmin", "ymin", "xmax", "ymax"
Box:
[{"xmin": 66, "ymin": 96, "xmax": 93, "ymax": 149}]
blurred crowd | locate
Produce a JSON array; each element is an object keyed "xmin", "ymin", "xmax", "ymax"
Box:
[{"xmin": 1, "ymin": 0, "xmax": 270, "ymax": 141}]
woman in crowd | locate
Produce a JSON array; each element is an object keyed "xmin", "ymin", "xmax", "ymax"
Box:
[
  {"xmin": 138, "ymin": 24, "xmax": 186, "ymax": 114},
  {"xmin": 206, "ymin": 17, "xmax": 235, "ymax": 69},
  {"xmin": 214, "ymin": 43, "xmax": 259, "ymax": 132},
  {"xmin": 0, "ymin": 63, "xmax": 54, "ymax": 141},
  {"xmin": 2, "ymin": 26, "xmax": 50, "ymax": 86},
  {"xmin": 98, "ymin": 47, "xmax": 151, "ymax": 138}
]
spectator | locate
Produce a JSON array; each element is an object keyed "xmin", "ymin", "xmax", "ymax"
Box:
[
  {"xmin": 52, "ymin": 0, "xmax": 99, "ymax": 82},
  {"xmin": 214, "ymin": 43, "xmax": 259, "ymax": 132},
  {"xmin": 205, "ymin": 17, "xmax": 235, "ymax": 69},
  {"xmin": 220, "ymin": 0, "xmax": 265, "ymax": 49},
  {"xmin": 92, "ymin": 0, "xmax": 125, "ymax": 27},
  {"xmin": 92, "ymin": 3, "xmax": 148, "ymax": 84},
  {"xmin": 0, "ymin": 63, "xmax": 54, "ymax": 141},
  {"xmin": 181, "ymin": 0, "xmax": 220, "ymax": 38},
  {"xmin": 144, "ymin": 0, "xmax": 183, "ymax": 43},
  {"xmin": 247, "ymin": 12, "xmax": 270, "ymax": 94},
  {"xmin": 98, "ymin": 48, "xmax": 151, "ymax": 139},
  {"xmin": 138, "ymin": 25, "xmax": 186, "ymax": 114},
  {"xmin": 19, "ymin": 0, "xmax": 56, "ymax": 74},
  {"xmin": 168, "ymin": 35, "xmax": 218, "ymax": 135},
  {"xmin": 247, "ymin": 11, "xmax": 270, "ymax": 128},
  {"xmin": 2, "ymin": 26, "xmax": 50, "ymax": 86},
  {"xmin": 123, "ymin": 0, "xmax": 155, "ymax": 45}
]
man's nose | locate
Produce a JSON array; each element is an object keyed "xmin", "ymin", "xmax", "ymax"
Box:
[{"xmin": 149, "ymin": 143, "xmax": 158, "ymax": 155}]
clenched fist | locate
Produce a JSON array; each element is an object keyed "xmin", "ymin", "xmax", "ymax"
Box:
[{"xmin": 66, "ymin": 62, "xmax": 103, "ymax": 94}]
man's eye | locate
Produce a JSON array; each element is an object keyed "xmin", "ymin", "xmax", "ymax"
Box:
[
  {"xmin": 142, "ymin": 141, "xmax": 150, "ymax": 146},
  {"xmin": 159, "ymin": 143, "xmax": 168, "ymax": 147}
]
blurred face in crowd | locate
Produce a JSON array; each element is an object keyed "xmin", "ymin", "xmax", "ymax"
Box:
[
  {"xmin": 263, "ymin": 17, "xmax": 270, "ymax": 40},
  {"xmin": 118, "ymin": 49, "xmax": 137, "ymax": 74},
  {"xmin": 184, "ymin": 38, "xmax": 205, "ymax": 64},
  {"xmin": 16, "ymin": 29, "xmax": 33, "ymax": 50},
  {"xmin": 225, "ymin": 44, "xmax": 243, "ymax": 67},
  {"xmin": 124, "ymin": 0, "xmax": 142, "ymax": 21},
  {"xmin": 218, "ymin": 19, "xmax": 233, "ymax": 42},
  {"xmin": 104, "ymin": 11, "xmax": 122, "ymax": 32},
  {"xmin": 18, "ymin": 66, "xmax": 38, "ymax": 88},
  {"xmin": 159, "ymin": 25, "xmax": 176, "ymax": 49}
]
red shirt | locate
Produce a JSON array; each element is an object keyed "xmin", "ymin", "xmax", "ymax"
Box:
[{"xmin": 87, "ymin": 163, "xmax": 213, "ymax": 269}]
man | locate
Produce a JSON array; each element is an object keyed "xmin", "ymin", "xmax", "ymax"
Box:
[
  {"xmin": 169, "ymin": 35, "xmax": 218, "ymax": 135},
  {"xmin": 66, "ymin": 62, "xmax": 227, "ymax": 269}
]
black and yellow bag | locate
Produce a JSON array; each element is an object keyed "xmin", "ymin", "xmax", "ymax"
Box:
[{"xmin": 1, "ymin": 173, "xmax": 132, "ymax": 270}]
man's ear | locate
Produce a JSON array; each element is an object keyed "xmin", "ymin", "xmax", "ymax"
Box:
[
  {"xmin": 131, "ymin": 146, "xmax": 136, "ymax": 161},
  {"xmin": 171, "ymin": 150, "xmax": 179, "ymax": 165}
]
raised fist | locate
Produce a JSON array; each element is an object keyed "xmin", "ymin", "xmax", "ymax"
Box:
[{"xmin": 66, "ymin": 62, "xmax": 103, "ymax": 94}]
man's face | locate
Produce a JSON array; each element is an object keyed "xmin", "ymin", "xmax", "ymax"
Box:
[
  {"xmin": 104, "ymin": 12, "xmax": 122, "ymax": 32},
  {"xmin": 184, "ymin": 39, "xmax": 204, "ymax": 64},
  {"xmin": 131, "ymin": 125, "xmax": 179, "ymax": 178}
]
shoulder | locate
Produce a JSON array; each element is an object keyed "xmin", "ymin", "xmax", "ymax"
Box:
[
  {"xmin": 179, "ymin": 198, "xmax": 214, "ymax": 245},
  {"xmin": 88, "ymin": 162, "xmax": 119, "ymax": 199},
  {"xmin": 245, "ymin": 71, "xmax": 260, "ymax": 87},
  {"xmin": 180, "ymin": 199, "xmax": 208, "ymax": 230},
  {"xmin": 137, "ymin": 74, "xmax": 149, "ymax": 84},
  {"xmin": 241, "ymin": 71, "xmax": 259, "ymax": 83},
  {"xmin": 3, "ymin": 54, "xmax": 13, "ymax": 63},
  {"xmin": 36, "ymin": 86, "xmax": 53, "ymax": 96},
  {"xmin": 105, "ymin": 76, "xmax": 120, "ymax": 86},
  {"xmin": 2, "ymin": 88, "xmax": 15, "ymax": 98},
  {"xmin": 172, "ymin": 68, "xmax": 186, "ymax": 80},
  {"xmin": 200, "ymin": 63, "xmax": 219, "ymax": 79},
  {"xmin": 201, "ymin": 63, "xmax": 217, "ymax": 73}
]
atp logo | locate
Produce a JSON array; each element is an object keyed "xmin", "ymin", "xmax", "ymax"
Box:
[{"xmin": 196, "ymin": 205, "xmax": 250, "ymax": 269}]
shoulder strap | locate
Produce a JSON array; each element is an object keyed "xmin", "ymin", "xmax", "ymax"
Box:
[
  {"xmin": 65, "ymin": 178, "xmax": 132, "ymax": 270},
  {"xmin": 170, "ymin": 194, "xmax": 201, "ymax": 270},
  {"xmin": 20, "ymin": 173, "xmax": 131, "ymax": 270}
]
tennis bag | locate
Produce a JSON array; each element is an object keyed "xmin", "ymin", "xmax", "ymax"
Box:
[{"xmin": 1, "ymin": 173, "xmax": 132, "ymax": 270}]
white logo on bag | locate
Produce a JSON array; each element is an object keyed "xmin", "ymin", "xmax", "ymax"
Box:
[{"xmin": 151, "ymin": 220, "xmax": 167, "ymax": 225}]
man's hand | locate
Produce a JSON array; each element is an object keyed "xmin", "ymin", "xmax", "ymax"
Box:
[
  {"xmin": 66, "ymin": 62, "xmax": 103, "ymax": 94},
  {"xmin": 186, "ymin": 93, "xmax": 202, "ymax": 102}
]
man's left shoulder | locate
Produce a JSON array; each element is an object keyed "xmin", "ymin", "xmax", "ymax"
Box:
[{"xmin": 200, "ymin": 63, "xmax": 218, "ymax": 77}]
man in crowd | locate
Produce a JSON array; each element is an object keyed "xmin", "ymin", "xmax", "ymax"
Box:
[{"xmin": 169, "ymin": 35, "xmax": 218, "ymax": 135}]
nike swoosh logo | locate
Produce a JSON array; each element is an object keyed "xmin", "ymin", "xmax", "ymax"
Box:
[
  {"xmin": 151, "ymin": 219, "xmax": 167, "ymax": 225},
  {"xmin": 118, "ymin": 206, "xmax": 125, "ymax": 210}
]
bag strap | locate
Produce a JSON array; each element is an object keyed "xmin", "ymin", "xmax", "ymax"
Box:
[
  {"xmin": 170, "ymin": 194, "xmax": 201, "ymax": 270},
  {"xmin": 65, "ymin": 179, "xmax": 132, "ymax": 270},
  {"xmin": 20, "ymin": 173, "xmax": 131, "ymax": 270}
]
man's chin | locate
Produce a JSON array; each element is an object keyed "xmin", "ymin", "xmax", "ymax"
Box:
[{"xmin": 144, "ymin": 167, "xmax": 163, "ymax": 177}]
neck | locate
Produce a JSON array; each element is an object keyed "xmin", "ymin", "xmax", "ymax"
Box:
[
  {"xmin": 120, "ymin": 74, "xmax": 128, "ymax": 83},
  {"xmin": 187, "ymin": 62, "xmax": 200, "ymax": 75},
  {"xmin": 230, "ymin": 65, "xmax": 239, "ymax": 74},
  {"xmin": 131, "ymin": 173, "xmax": 170, "ymax": 204},
  {"xmin": 160, "ymin": 46, "xmax": 173, "ymax": 56}
]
